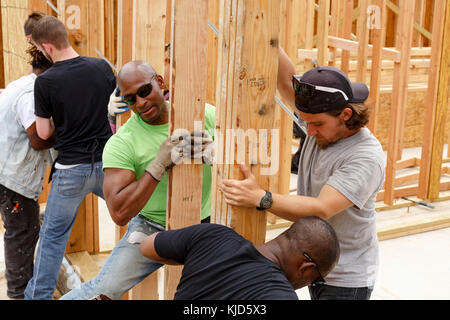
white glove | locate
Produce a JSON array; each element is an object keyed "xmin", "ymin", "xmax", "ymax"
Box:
[{"xmin": 108, "ymin": 91, "xmax": 129, "ymax": 116}]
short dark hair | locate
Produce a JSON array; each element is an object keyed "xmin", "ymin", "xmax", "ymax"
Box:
[
  {"xmin": 283, "ymin": 216, "xmax": 340, "ymax": 276},
  {"xmin": 24, "ymin": 11, "xmax": 46, "ymax": 36},
  {"xmin": 31, "ymin": 16, "xmax": 70, "ymax": 49},
  {"xmin": 326, "ymin": 102, "xmax": 370, "ymax": 130},
  {"xmin": 26, "ymin": 43, "xmax": 53, "ymax": 71}
]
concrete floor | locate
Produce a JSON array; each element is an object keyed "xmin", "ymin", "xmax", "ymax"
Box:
[
  {"xmin": 289, "ymin": 221, "xmax": 450, "ymax": 300},
  {"xmin": 1, "ymin": 200, "xmax": 450, "ymax": 300}
]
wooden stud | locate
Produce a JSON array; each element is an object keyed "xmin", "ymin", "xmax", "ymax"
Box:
[
  {"xmin": 164, "ymin": 0, "xmax": 208, "ymax": 300},
  {"xmin": 316, "ymin": 0, "xmax": 330, "ymax": 66},
  {"xmin": 356, "ymin": 0, "xmax": 369, "ymax": 82},
  {"xmin": 418, "ymin": 0, "xmax": 447, "ymax": 200},
  {"xmin": 384, "ymin": 0, "xmax": 415, "ymax": 205},
  {"xmin": 212, "ymin": 0, "xmax": 280, "ymax": 245},
  {"xmin": 340, "ymin": 0, "xmax": 354, "ymax": 74},
  {"xmin": 426, "ymin": 0, "xmax": 449, "ymax": 200},
  {"xmin": 367, "ymin": 0, "xmax": 387, "ymax": 133},
  {"xmin": 206, "ymin": 0, "xmax": 220, "ymax": 106},
  {"xmin": 127, "ymin": 0, "xmax": 168, "ymax": 301}
]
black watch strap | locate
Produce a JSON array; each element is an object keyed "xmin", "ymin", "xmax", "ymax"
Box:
[{"xmin": 256, "ymin": 190, "xmax": 273, "ymax": 211}]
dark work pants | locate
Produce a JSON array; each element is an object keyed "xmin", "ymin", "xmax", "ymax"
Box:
[
  {"xmin": 309, "ymin": 283, "xmax": 373, "ymax": 300},
  {"xmin": 0, "ymin": 184, "xmax": 40, "ymax": 298}
]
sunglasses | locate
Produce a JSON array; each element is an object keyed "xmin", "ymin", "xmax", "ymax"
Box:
[
  {"xmin": 292, "ymin": 75, "xmax": 349, "ymax": 108},
  {"xmin": 303, "ymin": 252, "xmax": 326, "ymax": 285},
  {"xmin": 122, "ymin": 74, "xmax": 157, "ymax": 106}
]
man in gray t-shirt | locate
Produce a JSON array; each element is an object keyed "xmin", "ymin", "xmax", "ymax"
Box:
[{"xmin": 220, "ymin": 53, "xmax": 385, "ymax": 300}]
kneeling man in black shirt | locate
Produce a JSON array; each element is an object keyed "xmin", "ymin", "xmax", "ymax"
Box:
[{"xmin": 140, "ymin": 216, "xmax": 340, "ymax": 300}]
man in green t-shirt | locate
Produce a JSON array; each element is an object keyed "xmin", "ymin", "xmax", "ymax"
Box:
[{"xmin": 61, "ymin": 60, "xmax": 214, "ymax": 300}]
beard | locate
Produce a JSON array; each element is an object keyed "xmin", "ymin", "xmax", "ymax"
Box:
[
  {"xmin": 315, "ymin": 119, "xmax": 347, "ymax": 150},
  {"xmin": 316, "ymin": 137, "xmax": 338, "ymax": 150}
]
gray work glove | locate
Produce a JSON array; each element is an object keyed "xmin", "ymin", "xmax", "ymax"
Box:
[{"xmin": 145, "ymin": 131, "xmax": 189, "ymax": 181}]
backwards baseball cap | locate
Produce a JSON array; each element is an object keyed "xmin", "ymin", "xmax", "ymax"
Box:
[{"xmin": 293, "ymin": 66, "xmax": 369, "ymax": 114}]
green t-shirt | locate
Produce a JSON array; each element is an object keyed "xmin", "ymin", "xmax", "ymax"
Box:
[{"xmin": 102, "ymin": 103, "xmax": 216, "ymax": 226}]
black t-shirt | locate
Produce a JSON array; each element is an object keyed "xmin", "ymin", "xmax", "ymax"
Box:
[
  {"xmin": 155, "ymin": 223, "xmax": 298, "ymax": 300},
  {"xmin": 34, "ymin": 56, "xmax": 115, "ymax": 165}
]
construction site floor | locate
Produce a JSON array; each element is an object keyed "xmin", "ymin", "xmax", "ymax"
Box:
[{"xmin": 1, "ymin": 197, "xmax": 450, "ymax": 300}]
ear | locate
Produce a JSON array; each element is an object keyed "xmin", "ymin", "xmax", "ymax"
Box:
[
  {"xmin": 340, "ymin": 107, "xmax": 353, "ymax": 121},
  {"xmin": 156, "ymin": 75, "xmax": 166, "ymax": 90},
  {"xmin": 297, "ymin": 261, "xmax": 316, "ymax": 281}
]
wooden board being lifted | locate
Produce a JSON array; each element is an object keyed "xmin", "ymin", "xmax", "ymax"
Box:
[{"xmin": 212, "ymin": 0, "xmax": 281, "ymax": 245}]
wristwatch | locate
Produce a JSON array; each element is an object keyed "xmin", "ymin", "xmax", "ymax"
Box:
[{"xmin": 256, "ymin": 190, "xmax": 273, "ymax": 211}]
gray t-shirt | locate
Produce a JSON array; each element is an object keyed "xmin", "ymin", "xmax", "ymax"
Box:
[{"xmin": 297, "ymin": 127, "xmax": 385, "ymax": 288}]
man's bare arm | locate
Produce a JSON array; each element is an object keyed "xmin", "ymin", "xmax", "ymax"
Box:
[
  {"xmin": 103, "ymin": 168, "xmax": 159, "ymax": 226},
  {"xmin": 35, "ymin": 116, "xmax": 55, "ymax": 140},
  {"xmin": 140, "ymin": 233, "xmax": 182, "ymax": 265},
  {"xmin": 277, "ymin": 47, "xmax": 296, "ymax": 108},
  {"xmin": 26, "ymin": 122, "xmax": 55, "ymax": 150}
]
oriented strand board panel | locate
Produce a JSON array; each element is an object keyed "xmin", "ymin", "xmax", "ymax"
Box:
[
  {"xmin": 212, "ymin": 0, "xmax": 280, "ymax": 244},
  {"xmin": 164, "ymin": 0, "xmax": 208, "ymax": 299}
]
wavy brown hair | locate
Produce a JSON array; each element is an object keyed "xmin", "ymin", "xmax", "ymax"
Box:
[
  {"xmin": 26, "ymin": 43, "xmax": 53, "ymax": 71},
  {"xmin": 326, "ymin": 102, "xmax": 370, "ymax": 130}
]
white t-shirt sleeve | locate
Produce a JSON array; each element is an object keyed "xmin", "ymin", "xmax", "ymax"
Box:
[{"xmin": 16, "ymin": 92, "xmax": 36, "ymax": 130}]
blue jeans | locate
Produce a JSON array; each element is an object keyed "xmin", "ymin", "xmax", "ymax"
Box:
[
  {"xmin": 24, "ymin": 163, "xmax": 105, "ymax": 300},
  {"xmin": 308, "ymin": 283, "xmax": 373, "ymax": 300},
  {"xmin": 60, "ymin": 215, "xmax": 162, "ymax": 300}
]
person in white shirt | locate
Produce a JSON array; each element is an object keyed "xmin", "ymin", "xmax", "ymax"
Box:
[{"xmin": 0, "ymin": 43, "xmax": 54, "ymax": 299}]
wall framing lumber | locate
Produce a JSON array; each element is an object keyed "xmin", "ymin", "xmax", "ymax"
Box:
[
  {"xmin": 384, "ymin": 0, "xmax": 415, "ymax": 205},
  {"xmin": 418, "ymin": 0, "xmax": 447, "ymax": 200},
  {"xmin": 127, "ymin": 0, "xmax": 169, "ymax": 301},
  {"xmin": 316, "ymin": 0, "xmax": 330, "ymax": 66},
  {"xmin": 367, "ymin": 0, "xmax": 387, "ymax": 133},
  {"xmin": 164, "ymin": 0, "xmax": 208, "ymax": 300},
  {"xmin": 211, "ymin": 0, "xmax": 280, "ymax": 245},
  {"xmin": 426, "ymin": 0, "xmax": 449, "ymax": 200}
]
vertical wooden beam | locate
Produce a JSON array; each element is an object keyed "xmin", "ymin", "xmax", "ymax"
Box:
[
  {"xmin": 383, "ymin": 0, "xmax": 415, "ymax": 205},
  {"xmin": 206, "ymin": 0, "xmax": 220, "ymax": 106},
  {"xmin": 164, "ymin": 0, "xmax": 208, "ymax": 299},
  {"xmin": 418, "ymin": 0, "xmax": 447, "ymax": 200},
  {"xmin": 212, "ymin": 0, "xmax": 280, "ymax": 244},
  {"xmin": 316, "ymin": 0, "xmax": 330, "ymax": 66},
  {"xmin": 103, "ymin": 0, "xmax": 116, "ymax": 67},
  {"xmin": 125, "ymin": 0, "xmax": 168, "ymax": 301},
  {"xmin": 302, "ymin": 0, "xmax": 316, "ymax": 70},
  {"xmin": 328, "ymin": 0, "xmax": 342, "ymax": 67},
  {"xmin": 340, "ymin": 0, "xmax": 353, "ymax": 74},
  {"xmin": 277, "ymin": 0, "xmax": 294, "ymax": 199},
  {"xmin": 132, "ymin": 0, "xmax": 166, "ymax": 75},
  {"xmin": 367, "ymin": 0, "xmax": 387, "ymax": 133},
  {"xmin": 420, "ymin": 0, "xmax": 449, "ymax": 200},
  {"xmin": 356, "ymin": 0, "xmax": 369, "ymax": 83}
]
